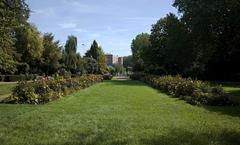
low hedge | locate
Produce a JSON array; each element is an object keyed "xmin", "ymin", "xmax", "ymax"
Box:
[
  {"xmin": 143, "ymin": 75, "xmax": 234, "ymax": 106},
  {"xmin": 3, "ymin": 75, "xmax": 103, "ymax": 104},
  {"xmin": 0, "ymin": 75, "xmax": 37, "ymax": 82}
]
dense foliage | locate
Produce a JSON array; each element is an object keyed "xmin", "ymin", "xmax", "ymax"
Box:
[
  {"xmin": 62, "ymin": 35, "xmax": 83, "ymax": 75},
  {"xmin": 40, "ymin": 33, "xmax": 62, "ymax": 75},
  {"xmin": 149, "ymin": 14, "xmax": 193, "ymax": 75},
  {"xmin": 102, "ymin": 74, "xmax": 113, "ymax": 80},
  {"xmin": 0, "ymin": 0, "xmax": 108, "ymax": 77},
  {"xmin": 131, "ymin": 1, "xmax": 240, "ymax": 81},
  {"xmin": 131, "ymin": 33, "xmax": 151, "ymax": 72},
  {"xmin": 130, "ymin": 72, "xmax": 145, "ymax": 80},
  {"xmin": 0, "ymin": 0, "xmax": 30, "ymax": 74},
  {"xmin": 85, "ymin": 40, "xmax": 107, "ymax": 74},
  {"xmin": 143, "ymin": 75, "xmax": 234, "ymax": 106},
  {"xmin": 123, "ymin": 55, "xmax": 133, "ymax": 70},
  {"xmin": 4, "ymin": 75, "xmax": 103, "ymax": 104},
  {"xmin": 173, "ymin": 0, "xmax": 240, "ymax": 80},
  {"xmin": 0, "ymin": 74, "xmax": 37, "ymax": 82}
]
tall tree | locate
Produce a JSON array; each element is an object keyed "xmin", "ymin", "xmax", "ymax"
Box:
[
  {"xmin": 65, "ymin": 35, "xmax": 77, "ymax": 54},
  {"xmin": 123, "ymin": 55, "xmax": 133, "ymax": 68},
  {"xmin": 85, "ymin": 40, "xmax": 99, "ymax": 59},
  {"xmin": 83, "ymin": 57, "xmax": 98, "ymax": 74},
  {"xmin": 131, "ymin": 33, "xmax": 151, "ymax": 72},
  {"xmin": 85, "ymin": 40, "xmax": 107, "ymax": 74},
  {"xmin": 0, "ymin": 51, "xmax": 17, "ymax": 74},
  {"xmin": 150, "ymin": 13, "xmax": 193, "ymax": 75},
  {"xmin": 41, "ymin": 33, "xmax": 62, "ymax": 75},
  {"xmin": 0, "ymin": 0, "xmax": 30, "ymax": 74},
  {"xmin": 63, "ymin": 35, "xmax": 82, "ymax": 74},
  {"xmin": 14, "ymin": 24, "xmax": 43, "ymax": 73},
  {"xmin": 0, "ymin": 0, "xmax": 29, "ymax": 51},
  {"xmin": 173, "ymin": 0, "xmax": 240, "ymax": 80}
]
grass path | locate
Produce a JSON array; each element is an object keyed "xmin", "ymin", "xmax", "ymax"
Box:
[
  {"xmin": 0, "ymin": 83, "xmax": 16, "ymax": 101},
  {"xmin": 0, "ymin": 80, "xmax": 240, "ymax": 145},
  {"xmin": 0, "ymin": 83, "xmax": 16, "ymax": 96}
]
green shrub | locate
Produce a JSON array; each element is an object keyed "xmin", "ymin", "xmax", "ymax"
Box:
[
  {"xmin": 4, "ymin": 81, "xmax": 38, "ymax": 104},
  {"xmin": 0, "ymin": 75, "xmax": 5, "ymax": 81},
  {"xmin": 0, "ymin": 75, "xmax": 37, "ymax": 82},
  {"xmin": 4, "ymin": 75, "xmax": 103, "ymax": 104},
  {"xmin": 130, "ymin": 72, "xmax": 145, "ymax": 80},
  {"xmin": 103, "ymin": 74, "xmax": 113, "ymax": 80},
  {"xmin": 143, "ymin": 75, "xmax": 234, "ymax": 106}
]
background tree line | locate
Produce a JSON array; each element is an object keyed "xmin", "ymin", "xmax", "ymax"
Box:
[
  {"xmin": 131, "ymin": 0, "xmax": 240, "ymax": 81},
  {"xmin": 0, "ymin": 0, "xmax": 107, "ymax": 76}
]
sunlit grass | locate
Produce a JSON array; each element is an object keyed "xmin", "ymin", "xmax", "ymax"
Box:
[
  {"xmin": 0, "ymin": 83, "xmax": 16, "ymax": 96},
  {"xmin": 0, "ymin": 80, "xmax": 240, "ymax": 145}
]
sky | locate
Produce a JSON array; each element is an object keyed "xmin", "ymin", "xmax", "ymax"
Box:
[{"xmin": 27, "ymin": 0, "xmax": 177, "ymax": 57}]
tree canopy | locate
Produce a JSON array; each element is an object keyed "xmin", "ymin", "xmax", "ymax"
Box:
[
  {"xmin": 62, "ymin": 35, "xmax": 82, "ymax": 74},
  {"xmin": 41, "ymin": 33, "xmax": 62, "ymax": 75},
  {"xmin": 85, "ymin": 40, "xmax": 107, "ymax": 74},
  {"xmin": 131, "ymin": 1, "xmax": 240, "ymax": 81},
  {"xmin": 131, "ymin": 33, "xmax": 151, "ymax": 71}
]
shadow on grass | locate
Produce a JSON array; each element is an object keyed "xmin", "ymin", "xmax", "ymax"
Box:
[
  {"xmin": 36, "ymin": 128, "xmax": 240, "ymax": 145},
  {"xmin": 35, "ymin": 130, "xmax": 129, "ymax": 145},
  {"xmin": 108, "ymin": 80, "xmax": 240, "ymax": 118},
  {"xmin": 202, "ymin": 105, "xmax": 240, "ymax": 118},
  {"xmin": 141, "ymin": 128, "xmax": 240, "ymax": 145},
  {"xmin": 228, "ymin": 90, "xmax": 240, "ymax": 97}
]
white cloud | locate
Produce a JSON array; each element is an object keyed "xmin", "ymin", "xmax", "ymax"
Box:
[{"xmin": 59, "ymin": 22, "xmax": 77, "ymax": 29}]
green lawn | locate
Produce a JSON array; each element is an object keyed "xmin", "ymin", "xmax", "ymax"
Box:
[
  {"xmin": 0, "ymin": 83, "xmax": 16, "ymax": 102},
  {"xmin": 223, "ymin": 86, "xmax": 240, "ymax": 96},
  {"xmin": 0, "ymin": 80, "xmax": 240, "ymax": 145},
  {"xmin": 0, "ymin": 83, "xmax": 16, "ymax": 96},
  {"xmin": 222, "ymin": 85, "xmax": 240, "ymax": 103}
]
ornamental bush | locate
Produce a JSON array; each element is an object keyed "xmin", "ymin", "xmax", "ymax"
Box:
[
  {"xmin": 143, "ymin": 75, "xmax": 234, "ymax": 106},
  {"xmin": 4, "ymin": 75, "xmax": 103, "ymax": 104}
]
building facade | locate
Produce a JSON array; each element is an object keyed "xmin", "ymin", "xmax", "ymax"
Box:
[
  {"xmin": 105, "ymin": 54, "xmax": 123, "ymax": 66},
  {"xmin": 118, "ymin": 57, "xmax": 123, "ymax": 65}
]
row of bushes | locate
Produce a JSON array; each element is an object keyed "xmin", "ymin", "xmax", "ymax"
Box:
[
  {"xmin": 3, "ymin": 75, "xmax": 103, "ymax": 104},
  {"xmin": 143, "ymin": 75, "xmax": 234, "ymax": 106},
  {"xmin": 0, "ymin": 75, "xmax": 38, "ymax": 82}
]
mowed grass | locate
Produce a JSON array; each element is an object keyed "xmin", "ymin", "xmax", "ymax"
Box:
[
  {"xmin": 222, "ymin": 85, "xmax": 240, "ymax": 103},
  {"xmin": 0, "ymin": 83, "xmax": 16, "ymax": 96},
  {"xmin": 0, "ymin": 80, "xmax": 240, "ymax": 145},
  {"xmin": 0, "ymin": 83, "xmax": 16, "ymax": 101},
  {"xmin": 223, "ymin": 85, "xmax": 240, "ymax": 96}
]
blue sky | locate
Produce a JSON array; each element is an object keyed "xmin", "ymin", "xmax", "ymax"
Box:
[{"xmin": 27, "ymin": 0, "xmax": 177, "ymax": 56}]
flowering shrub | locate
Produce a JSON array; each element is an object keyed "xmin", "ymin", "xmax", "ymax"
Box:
[
  {"xmin": 143, "ymin": 75, "xmax": 234, "ymax": 106},
  {"xmin": 4, "ymin": 75, "xmax": 103, "ymax": 104},
  {"xmin": 6, "ymin": 81, "xmax": 38, "ymax": 104}
]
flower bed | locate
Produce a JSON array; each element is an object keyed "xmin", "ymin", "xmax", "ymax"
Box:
[
  {"xmin": 143, "ymin": 75, "xmax": 234, "ymax": 106},
  {"xmin": 3, "ymin": 75, "xmax": 103, "ymax": 104}
]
